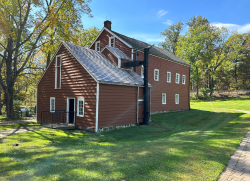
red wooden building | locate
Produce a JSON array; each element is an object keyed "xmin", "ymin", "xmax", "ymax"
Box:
[{"xmin": 37, "ymin": 21, "xmax": 190, "ymax": 132}]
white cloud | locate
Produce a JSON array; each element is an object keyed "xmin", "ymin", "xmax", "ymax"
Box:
[
  {"xmin": 157, "ymin": 10, "xmax": 168, "ymax": 18},
  {"xmin": 163, "ymin": 20, "xmax": 173, "ymax": 25},
  {"xmin": 211, "ymin": 22, "xmax": 250, "ymax": 33}
]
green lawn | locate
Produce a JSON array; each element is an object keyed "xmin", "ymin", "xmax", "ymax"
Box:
[{"xmin": 1, "ymin": 97, "xmax": 250, "ymax": 180}]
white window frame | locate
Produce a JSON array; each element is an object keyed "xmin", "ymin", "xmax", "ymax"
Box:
[
  {"xmin": 182, "ymin": 75, "xmax": 186, "ymax": 84},
  {"xmin": 167, "ymin": 71, "xmax": 171, "ymax": 83},
  {"xmin": 176, "ymin": 73, "xmax": 180, "ymax": 84},
  {"xmin": 95, "ymin": 41, "xmax": 100, "ymax": 51},
  {"xmin": 162, "ymin": 93, "xmax": 166, "ymax": 104},
  {"xmin": 141, "ymin": 65, "xmax": 144, "ymax": 78},
  {"xmin": 50, "ymin": 97, "xmax": 55, "ymax": 112},
  {"xmin": 175, "ymin": 94, "xmax": 179, "ymax": 104},
  {"xmin": 154, "ymin": 69, "xmax": 159, "ymax": 81},
  {"xmin": 109, "ymin": 37, "xmax": 115, "ymax": 47},
  {"xmin": 77, "ymin": 98, "xmax": 85, "ymax": 117},
  {"xmin": 55, "ymin": 55, "xmax": 62, "ymax": 89}
]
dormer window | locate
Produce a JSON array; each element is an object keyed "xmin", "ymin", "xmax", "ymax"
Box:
[
  {"xmin": 109, "ymin": 37, "xmax": 115, "ymax": 47},
  {"xmin": 95, "ymin": 41, "xmax": 100, "ymax": 51}
]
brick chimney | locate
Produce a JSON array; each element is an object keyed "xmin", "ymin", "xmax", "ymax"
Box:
[{"xmin": 104, "ymin": 20, "xmax": 112, "ymax": 30}]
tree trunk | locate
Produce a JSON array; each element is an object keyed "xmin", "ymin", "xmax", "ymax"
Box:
[
  {"xmin": 209, "ymin": 78, "xmax": 214, "ymax": 96},
  {"xmin": 5, "ymin": 88, "xmax": 14, "ymax": 118},
  {"xmin": 196, "ymin": 67, "xmax": 199, "ymax": 98},
  {"xmin": 46, "ymin": 51, "xmax": 51, "ymax": 68},
  {"xmin": 235, "ymin": 64, "xmax": 237, "ymax": 83},
  {"xmin": 0, "ymin": 89, "xmax": 2, "ymax": 115}
]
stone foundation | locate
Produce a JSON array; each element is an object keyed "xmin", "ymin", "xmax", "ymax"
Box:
[{"xmin": 98, "ymin": 123, "xmax": 136, "ymax": 133}]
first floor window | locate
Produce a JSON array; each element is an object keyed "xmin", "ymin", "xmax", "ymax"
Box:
[
  {"xmin": 154, "ymin": 69, "xmax": 159, "ymax": 81},
  {"xmin": 162, "ymin": 93, "xmax": 166, "ymax": 104},
  {"xmin": 182, "ymin": 75, "xmax": 186, "ymax": 84},
  {"xmin": 167, "ymin": 72, "xmax": 171, "ymax": 83},
  {"xmin": 77, "ymin": 98, "xmax": 85, "ymax": 117},
  {"xmin": 141, "ymin": 65, "xmax": 144, "ymax": 78},
  {"xmin": 50, "ymin": 97, "xmax": 55, "ymax": 112},
  {"xmin": 95, "ymin": 41, "xmax": 100, "ymax": 51},
  {"xmin": 175, "ymin": 94, "xmax": 179, "ymax": 104},
  {"xmin": 176, "ymin": 73, "xmax": 180, "ymax": 84}
]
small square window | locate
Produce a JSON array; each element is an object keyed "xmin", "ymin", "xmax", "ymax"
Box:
[
  {"xmin": 176, "ymin": 73, "xmax": 180, "ymax": 84},
  {"xmin": 162, "ymin": 93, "xmax": 166, "ymax": 104},
  {"xmin": 95, "ymin": 41, "xmax": 100, "ymax": 51},
  {"xmin": 167, "ymin": 72, "xmax": 171, "ymax": 83},
  {"xmin": 154, "ymin": 69, "xmax": 159, "ymax": 81},
  {"xmin": 109, "ymin": 37, "xmax": 115, "ymax": 47},
  {"xmin": 175, "ymin": 94, "xmax": 179, "ymax": 104},
  {"xmin": 182, "ymin": 75, "xmax": 186, "ymax": 84}
]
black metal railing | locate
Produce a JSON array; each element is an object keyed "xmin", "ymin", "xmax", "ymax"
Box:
[{"xmin": 41, "ymin": 110, "xmax": 76, "ymax": 129}]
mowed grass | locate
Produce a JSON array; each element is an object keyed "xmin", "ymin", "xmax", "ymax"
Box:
[
  {"xmin": 0, "ymin": 115, "xmax": 26, "ymax": 122},
  {"xmin": 1, "ymin": 97, "xmax": 250, "ymax": 180}
]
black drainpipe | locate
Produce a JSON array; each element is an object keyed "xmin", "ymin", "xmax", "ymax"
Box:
[{"xmin": 143, "ymin": 47, "xmax": 150, "ymax": 125}]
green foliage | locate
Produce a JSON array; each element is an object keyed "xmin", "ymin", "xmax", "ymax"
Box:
[
  {"xmin": 13, "ymin": 100, "xmax": 22, "ymax": 112},
  {"xmin": 159, "ymin": 21, "xmax": 183, "ymax": 55},
  {"xmin": 200, "ymin": 88, "xmax": 210, "ymax": 97}
]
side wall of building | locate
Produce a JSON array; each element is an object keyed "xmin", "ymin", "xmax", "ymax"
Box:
[
  {"xmin": 135, "ymin": 52, "xmax": 190, "ymax": 112},
  {"xmin": 98, "ymin": 84, "xmax": 139, "ymax": 128},
  {"xmin": 37, "ymin": 44, "xmax": 97, "ymax": 130}
]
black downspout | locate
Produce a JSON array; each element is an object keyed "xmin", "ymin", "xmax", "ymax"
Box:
[
  {"xmin": 143, "ymin": 48, "xmax": 150, "ymax": 125},
  {"xmin": 134, "ymin": 49, "xmax": 137, "ymax": 73}
]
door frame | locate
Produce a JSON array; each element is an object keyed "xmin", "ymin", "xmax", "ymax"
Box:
[{"xmin": 66, "ymin": 98, "xmax": 75, "ymax": 124}]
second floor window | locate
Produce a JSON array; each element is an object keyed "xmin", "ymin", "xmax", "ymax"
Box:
[
  {"xmin": 109, "ymin": 37, "xmax": 115, "ymax": 47},
  {"xmin": 55, "ymin": 55, "xmax": 61, "ymax": 89},
  {"xmin": 176, "ymin": 73, "xmax": 180, "ymax": 84},
  {"xmin": 182, "ymin": 75, "xmax": 186, "ymax": 84},
  {"xmin": 167, "ymin": 72, "xmax": 171, "ymax": 83},
  {"xmin": 154, "ymin": 69, "xmax": 159, "ymax": 81},
  {"xmin": 95, "ymin": 41, "xmax": 100, "ymax": 51}
]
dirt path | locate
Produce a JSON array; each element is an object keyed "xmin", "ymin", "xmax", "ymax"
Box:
[
  {"xmin": 0, "ymin": 117, "xmax": 36, "ymax": 126},
  {"xmin": 0, "ymin": 126, "xmax": 46, "ymax": 139}
]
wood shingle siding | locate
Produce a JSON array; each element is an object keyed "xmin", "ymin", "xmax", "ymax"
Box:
[
  {"xmin": 98, "ymin": 84, "xmax": 138, "ymax": 128},
  {"xmin": 37, "ymin": 44, "xmax": 97, "ymax": 131}
]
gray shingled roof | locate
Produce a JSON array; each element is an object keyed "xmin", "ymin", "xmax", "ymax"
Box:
[
  {"xmin": 102, "ymin": 45, "xmax": 132, "ymax": 61},
  {"xmin": 111, "ymin": 30, "xmax": 190, "ymax": 67},
  {"xmin": 63, "ymin": 42, "xmax": 147, "ymax": 87}
]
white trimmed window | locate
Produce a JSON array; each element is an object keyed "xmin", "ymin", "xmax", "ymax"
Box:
[
  {"xmin": 175, "ymin": 94, "xmax": 179, "ymax": 104},
  {"xmin": 141, "ymin": 65, "xmax": 144, "ymax": 78},
  {"xmin": 154, "ymin": 69, "xmax": 159, "ymax": 81},
  {"xmin": 162, "ymin": 93, "xmax": 166, "ymax": 104},
  {"xmin": 55, "ymin": 55, "xmax": 62, "ymax": 89},
  {"xmin": 182, "ymin": 75, "xmax": 186, "ymax": 84},
  {"xmin": 95, "ymin": 41, "xmax": 100, "ymax": 51},
  {"xmin": 77, "ymin": 98, "xmax": 85, "ymax": 117},
  {"xmin": 176, "ymin": 73, "xmax": 180, "ymax": 84},
  {"xmin": 50, "ymin": 97, "xmax": 55, "ymax": 112},
  {"xmin": 167, "ymin": 72, "xmax": 171, "ymax": 83},
  {"xmin": 109, "ymin": 37, "xmax": 115, "ymax": 47}
]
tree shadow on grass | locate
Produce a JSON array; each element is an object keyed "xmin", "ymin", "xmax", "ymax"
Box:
[{"xmin": 1, "ymin": 109, "xmax": 250, "ymax": 180}]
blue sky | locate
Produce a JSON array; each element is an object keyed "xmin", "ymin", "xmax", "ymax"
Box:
[{"xmin": 81, "ymin": 0, "xmax": 250, "ymax": 46}]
